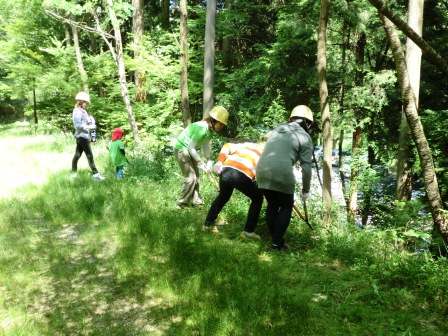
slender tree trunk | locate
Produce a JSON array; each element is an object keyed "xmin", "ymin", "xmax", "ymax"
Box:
[
  {"xmin": 180, "ymin": 0, "xmax": 191, "ymax": 127},
  {"xmin": 348, "ymin": 32, "xmax": 366, "ymax": 223},
  {"xmin": 64, "ymin": 24, "xmax": 71, "ymax": 47},
  {"xmin": 162, "ymin": 0, "xmax": 170, "ymax": 30},
  {"xmin": 348, "ymin": 126, "xmax": 361, "ymax": 222},
  {"xmin": 221, "ymin": 0, "xmax": 233, "ymax": 71},
  {"xmin": 87, "ymin": 16, "xmax": 97, "ymax": 55},
  {"xmin": 396, "ymin": 0, "xmax": 424, "ymax": 201},
  {"xmin": 396, "ymin": 109, "xmax": 413, "ymax": 200},
  {"xmin": 71, "ymin": 15, "xmax": 89, "ymax": 92},
  {"xmin": 339, "ymin": 20, "xmax": 349, "ymax": 205},
  {"xmin": 133, "ymin": 0, "xmax": 146, "ymax": 103},
  {"xmin": 381, "ymin": 14, "xmax": 448, "ymax": 244},
  {"xmin": 318, "ymin": 0, "xmax": 332, "ymax": 225},
  {"xmin": 106, "ymin": 0, "xmax": 141, "ymax": 146},
  {"xmin": 33, "ymin": 87, "xmax": 38, "ymax": 124},
  {"xmin": 203, "ymin": 0, "xmax": 216, "ymax": 118}
]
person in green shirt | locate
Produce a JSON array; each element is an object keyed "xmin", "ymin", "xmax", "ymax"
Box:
[
  {"xmin": 108, "ymin": 128, "xmax": 127, "ymax": 180},
  {"xmin": 256, "ymin": 105, "xmax": 314, "ymax": 251},
  {"xmin": 173, "ymin": 106, "xmax": 229, "ymax": 209}
]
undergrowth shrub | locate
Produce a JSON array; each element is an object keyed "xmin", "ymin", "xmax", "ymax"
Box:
[
  {"xmin": 126, "ymin": 147, "xmax": 175, "ymax": 181},
  {"xmin": 322, "ymin": 228, "xmax": 378, "ymax": 266}
]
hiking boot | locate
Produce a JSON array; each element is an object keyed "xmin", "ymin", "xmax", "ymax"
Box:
[
  {"xmin": 201, "ymin": 225, "xmax": 219, "ymax": 233},
  {"xmin": 268, "ymin": 243, "xmax": 289, "ymax": 252},
  {"xmin": 240, "ymin": 231, "xmax": 261, "ymax": 240},
  {"xmin": 93, "ymin": 172, "xmax": 105, "ymax": 181}
]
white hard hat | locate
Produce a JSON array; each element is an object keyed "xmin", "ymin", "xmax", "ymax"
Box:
[{"xmin": 75, "ymin": 92, "xmax": 91, "ymax": 103}]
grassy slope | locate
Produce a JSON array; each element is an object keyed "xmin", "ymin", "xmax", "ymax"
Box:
[{"xmin": 0, "ymin": 124, "xmax": 447, "ymax": 336}]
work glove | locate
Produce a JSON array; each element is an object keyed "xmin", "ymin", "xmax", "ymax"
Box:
[
  {"xmin": 213, "ymin": 161, "xmax": 223, "ymax": 175},
  {"xmin": 197, "ymin": 161, "xmax": 209, "ymax": 172},
  {"xmin": 300, "ymin": 190, "xmax": 310, "ymax": 200},
  {"xmin": 206, "ymin": 160, "xmax": 213, "ymax": 172}
]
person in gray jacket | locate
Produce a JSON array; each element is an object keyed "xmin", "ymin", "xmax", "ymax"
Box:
[
  {"xmin": 71, "ymin": 92, "xmax": 105, "ymax": 180},
  {"xmin": 256, "ymin": 105, "xmax": 314, "ymax": 251}
]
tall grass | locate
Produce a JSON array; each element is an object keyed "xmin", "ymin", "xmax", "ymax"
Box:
[{"xmin": 0, "ymin": 124, "xmax": 447, "ymax": 335}]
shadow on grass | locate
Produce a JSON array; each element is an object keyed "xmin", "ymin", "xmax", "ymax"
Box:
[{"xmin": 1, "ymin": 170, "xmax": 447, "ymax": 336}]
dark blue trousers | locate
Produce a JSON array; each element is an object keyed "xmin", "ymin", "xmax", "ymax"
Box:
[
  {"xmin": 260, "ymin": 189, "xmax": 294, "ymax": 247},
  {"xmin": 205, "ymin": 167, "xmax": 264, "ymax": 232}
]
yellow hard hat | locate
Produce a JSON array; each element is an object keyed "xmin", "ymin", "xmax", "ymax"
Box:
[
  {"xmin": 75, "ymin": 92, "xmax": 91, "ymax": 103},
  {"xmin": 290, "ymin": 105, "xmax": 313, "ymax": 123},
  {"xmin": 209, "ymin": 106, "xmax": 229, "ymax": 125}
]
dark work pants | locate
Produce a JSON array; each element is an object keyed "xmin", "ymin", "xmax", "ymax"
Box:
[
  {"xmin": 260, "ymin": 189, "xmax": 294, "ymax": 247},
  {"xmin": 72, "ymin": 137, "xmax": 98, "ymax": 174},
  {"xmin": 205, "ymin": 168, "xmax": 264, "ymax": 232}
]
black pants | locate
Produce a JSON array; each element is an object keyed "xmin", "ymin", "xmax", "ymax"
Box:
[
  {"xmin": 72, "ymin": 137, "xmax": 98, "ymax": 174},
  {"xmin": 260, "ymin": 189, "xmax": 294, "ymax": 247},
  {"xmin": 205, "ymin": 168, "xmax": 263, "ymax": 232}
]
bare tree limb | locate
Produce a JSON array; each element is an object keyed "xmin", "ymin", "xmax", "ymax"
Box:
[
  {"xmin": 45, "ymin": 9, "xmax": 115, "ymax": 40},
  {"xmin": 368, "ymin": 0, "xmax": 448, "ymax": 78},
  {"xmin": 91, "ymin": 10, "xmax": 117, "ymax": 64}
]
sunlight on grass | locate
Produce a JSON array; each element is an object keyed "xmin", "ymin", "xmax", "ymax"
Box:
[
  {"xmin": 1, "ymin": 133, "xmax": 72, "ymax": 198},
  {"xmin": 0, "ymin": 126, "xmax": 447, "ymax": 335}
]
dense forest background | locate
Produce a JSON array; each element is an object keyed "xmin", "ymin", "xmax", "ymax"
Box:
[{"xmin": 1, "ymin": 1, "xmax": 448, "ymax": 244}]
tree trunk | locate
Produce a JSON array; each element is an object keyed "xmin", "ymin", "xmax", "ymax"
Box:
[
  {"xmin": 396, "ymin": 0, "xmax": 424, "ymax": 202},
  {"xmin": 348, "ymin": 126, "xmax": 361, "ymax": 222},
  {"xmin": 221, "ymin": 0, "xmax": 233, "ymax": 71},
  {"xmin": 133, "ymin": 0, "xmax": 146, "ymax": 103},
  {"xmin": 339, "ymin": 21, "xmax": 349, "ymax": 206},
  {"xmin": 162, "ymin": 0, "xmax": 170, "ymax": 30},
  {"xmin": 71, "ymin": 15, "xmax": 89, "ymax": 93},
  {"xmin": 107, "ymin": 0, "xmax": 141, "ymax": 146},
  {"xmin": 180, "ymin": 0, "xmax": 191, "ymax": 128},
  {"xmin": 381, "ymin": 14, "xmax": 448, "ymax": 244},
  {"xmin": 203, "ymin": 0, "xmax": 216, "ymax": 118},
  {"xmin": 368, "ymin": 0, "xmax": 448, "ymax": 79},
  {"xmin": 33, "ymin": 87, "xmax": 38, "ymax": 124},
  {"xmin": 64, "ymin": 24, "xmax": 71, "ymax": 47},
  {"xmin": 396, "ymin": 109, "xmax": 413, "ymax": 201},
  {"xmin": 317, "ymin": 0, "xmax": 332, "ymax": 225},
  {"xmin": 348, "ymin": 32, "xmax": 366, "ymax": 223}
]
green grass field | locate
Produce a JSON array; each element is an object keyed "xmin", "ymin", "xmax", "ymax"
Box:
[{"xmin": 0, "ymin": 123, "xmax": 447, "ymax": 335}]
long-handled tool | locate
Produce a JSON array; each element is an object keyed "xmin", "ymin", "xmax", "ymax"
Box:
[
  {"xmin": 293, "ymin": 198, "xmax": 313, "ymax": 230},
  {"xmin": 313, "ymin": 154, "xmax": 322, "ymax": 187},
  {"xmin": 302, "ymin": 198, "xmax": 311, "ymax": 228},
  {"xmin": 205, "ymin": 170, "xmax": 220, "ymax": 192}
]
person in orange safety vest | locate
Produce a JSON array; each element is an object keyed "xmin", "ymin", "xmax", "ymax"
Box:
[{"xmin": 201, "ymin": 139, "xmax": 267, "ymax": 238}]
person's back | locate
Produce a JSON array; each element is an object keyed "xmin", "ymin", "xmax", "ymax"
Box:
[
  {"xmin": 219, "ymin": 142, "xmax": 263, "ymax": 180},
  {"xmin": 257, "ymin": 122, "xmax": 313, "ymax": 194}
]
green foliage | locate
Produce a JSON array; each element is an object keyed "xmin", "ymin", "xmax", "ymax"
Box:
[
  {"xmin": 421, "ymin": 109, "xmax": 448, "ymax": 201},
  {"xmin": 125, "ymin": 147, "xmax": 175, "ymax": 182}
]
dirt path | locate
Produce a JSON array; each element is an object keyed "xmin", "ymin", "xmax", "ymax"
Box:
[{"xmin": 0, "ymin": 126, "xmax": 84, "ymax": 198}]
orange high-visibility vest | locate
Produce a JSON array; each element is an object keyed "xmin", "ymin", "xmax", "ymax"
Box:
[{"xmin": 217, "ymin": 143, "xmax": 263, "ymax": 180}]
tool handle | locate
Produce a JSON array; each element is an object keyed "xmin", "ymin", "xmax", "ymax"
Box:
[
  {"xmin": 206, "ymin": 171, "xmax": 220, "ymax": 192},
  {"xmin": 293, "ymin": 204, "xmax": 305, "ymax": 220}
]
